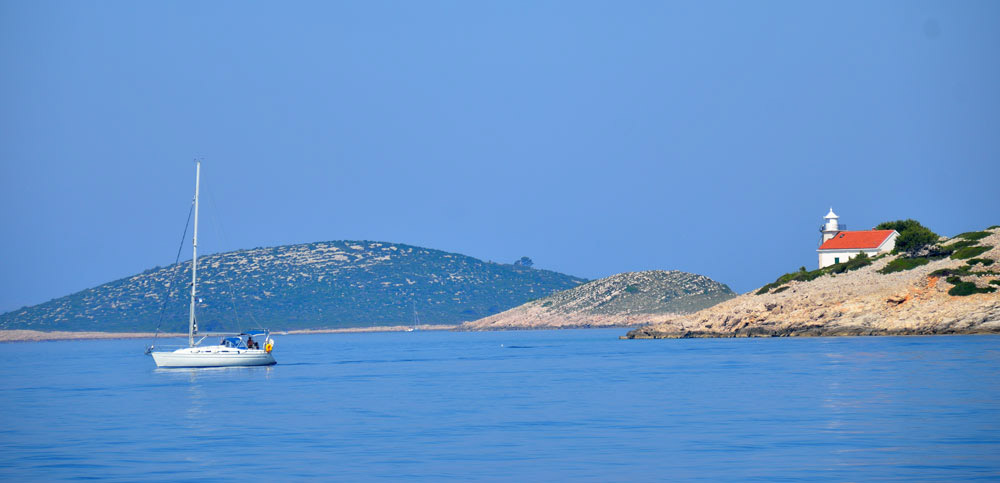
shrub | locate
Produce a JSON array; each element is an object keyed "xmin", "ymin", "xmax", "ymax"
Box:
[
  {"xmin": 874, "ymin": 219, "xmax": 936, "ymax": 254},
  {"xmin": 845, "ymin": 252, "xmax": 872, "ymax": 270},
  {"xmin": 798, "ymin": 269, "xmax": 827, "ymax": 282},
  {"xmin": 895, "ymin": 227, "xmax": 939, "ymax": 255},
  {"xmin": 991, "ymin": 280, "xmax": 1000, "ymax": 286},
  {"xmin": 926, "ymin": 240, "xmax": 971, "ymax": 260},
  {"xmin": 876, "ymin": 219, "xmax": 925, "ymax": 233},
  {"xmin": 772, "ymin": 286, "xmax": 790, "ymax": 294},
  {"xmin": 967, "ymin": 258, "xmax": 995, "ymax": 266},
  {"xmin": 756, "ymin": 254, "xmax": 872, "ymax": 295},
  {"xmin": 779, "ymin": 268, "xmax": 826, "ymax": 285},
  {"xmin": 949, "ymin": 282, "xmax": 976, "ymax": 295},
  {"xmin": 946, "ymin": 276, "xmax": 962, "ymax": 284},
  {"xmin": 948, "ymin": 282, "xmax": 997, "ymax": 296},
  {"xmin": 757, "ymin": 266, "xmax": 827, "ymax": 294},
  {"xmin": 625, "ymin": 285, "xmax": 639, "ymax": 294},
  {"xmin": 951, "ymin": 245, "xmax": 992, "ymax": 260},
  {"xmin": 956, "ymin": 231, "xmax": 991, "ymax": 241},
  {"xmin": 828, "ymin": 252, "xmax": 872, "ymax": 274},
  {"xmin": 827, "ymin": 263, "xmax": 847, "ymax": 274},
  {"xmin": 879, "ymin": 257, "xmax": 929, "ymax": 274},
  {"xmin": 941, "ymin": 239, "xmax": 978, "ymax": 251},
  {"xmin": 929, "ymin": 267, "xmax": 971, "ymax": 278}
]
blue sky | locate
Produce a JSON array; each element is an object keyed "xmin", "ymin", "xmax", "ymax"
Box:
[{"xmin": 1, "ymin": 1, "xmax": 998, "ymax": 313}]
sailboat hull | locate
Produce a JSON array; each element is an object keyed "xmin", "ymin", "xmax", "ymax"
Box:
[{"xmin": 151, "ymin": 347, "xmax": 276, "ymax": 368}]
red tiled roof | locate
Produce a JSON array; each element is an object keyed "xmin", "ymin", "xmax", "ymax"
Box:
[{"xmin": 818, "ymin": 230, "xmax": 896, "ymax": 250}]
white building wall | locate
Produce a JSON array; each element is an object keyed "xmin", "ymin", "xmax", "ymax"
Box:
[
  {"xmin": 881, "ymin": 232, "xmax": 899, "ymax": 252},
  {"xmin": 818, "ymin": 249, "xmax": 880, "ymax": 268},
  {"xmin": 817, "ymin": 232, "xmax": 898, "ymax": 269}
]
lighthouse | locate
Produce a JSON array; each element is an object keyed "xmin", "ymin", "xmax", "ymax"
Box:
[
  {"xmin": 819, "ymin": 207, "xmax": 841, "ymax": 245},
  {"xmin": 816, "ymin": 208, "xmax": 899, "ymax": 268}
]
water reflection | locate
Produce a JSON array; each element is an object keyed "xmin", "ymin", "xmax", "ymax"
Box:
[{"xmin": 185, "ymin": 371, "xmax": 204, "ymax": 422}]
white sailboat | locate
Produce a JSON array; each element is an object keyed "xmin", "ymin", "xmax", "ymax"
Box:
[
  {"xmin": 407, "ymin": 301, "xmax": 419, "ymax": 332},
  {"xmin": 149, "ymin": 161, "xmax": 276, "ymax": 368}
]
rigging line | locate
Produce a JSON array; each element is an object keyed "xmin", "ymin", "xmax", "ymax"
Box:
[
  {"xmin": 202, "ymin": 183, "xmax": 242, "ymax": 333},
  {"xmin": 204, "ymin": 185, "xmax": 262, "ymax": 332},
  {"xmin": 148, "ymin": 200, "xmax": 194, "ymax": 350}
]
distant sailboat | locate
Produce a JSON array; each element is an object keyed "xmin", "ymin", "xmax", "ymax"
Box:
[
  {"xmin": 407, "ymin": 302, "xmax": 420, "ymax": 332},
  {"xmin": 148, "ymin": 161, "xmax": 276, "ymax": 368}
]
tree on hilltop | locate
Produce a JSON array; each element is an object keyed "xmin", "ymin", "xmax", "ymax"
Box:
[{"xmin": 876, "ymin": 219, "xmax": 939, "ymax": 255}]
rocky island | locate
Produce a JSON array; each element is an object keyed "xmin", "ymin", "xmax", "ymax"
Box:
[
  {"xmin": 626, "ymin": 226, "xmax": 1000, "ymax": 339},
  {"xmin": 462, "ymin": 270, "xmax": 735, "ymax": 330},
  {"xmin": 0, "ymin": 240, "xmax": 585, "ymax": 334}
]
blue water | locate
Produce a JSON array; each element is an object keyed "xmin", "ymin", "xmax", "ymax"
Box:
[{"xmin": 2, "ymin": 330, "xmax": 999, "ymax": 481}]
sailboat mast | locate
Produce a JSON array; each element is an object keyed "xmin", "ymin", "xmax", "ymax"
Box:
[{"xmin": 189, "ymin": 161, "xmax": 200, "ymax": 347}]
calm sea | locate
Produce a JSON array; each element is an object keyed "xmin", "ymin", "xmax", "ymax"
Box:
[{"xmin": 1, "ymin": 330, "xmax": 999, "ymax": 481}]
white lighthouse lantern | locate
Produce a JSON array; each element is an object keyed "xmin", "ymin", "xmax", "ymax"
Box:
[{"xmin": 820, "ymin": 207, "xmax": 841, "ymax": 244}]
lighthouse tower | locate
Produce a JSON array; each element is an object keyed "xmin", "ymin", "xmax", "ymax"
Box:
[{"xmin": 820, "ymin": 207, "xmax": 841, "ymax": 245}]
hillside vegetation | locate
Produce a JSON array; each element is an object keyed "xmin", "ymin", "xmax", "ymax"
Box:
[
  {"xmin": 463, "ymin": 270, "xmax": 736, "ymax": 330},
  {"xmin": 0, "ymin": 241, "xmax": 586, "ymax": 332}
]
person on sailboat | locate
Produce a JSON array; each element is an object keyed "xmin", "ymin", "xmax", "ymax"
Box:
[{"xmin": 247, "ymin": 336, "xmax": 255, "ymax": 349}]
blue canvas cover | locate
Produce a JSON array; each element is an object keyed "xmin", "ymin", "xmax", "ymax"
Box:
[{"xmin": 222, "ymin": 337, "xmax": 246, "ymax": 348}]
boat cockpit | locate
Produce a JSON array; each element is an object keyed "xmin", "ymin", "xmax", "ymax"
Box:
[
  {"xmin": 220, "ymin": 337, "xmax": 246, "ymax": 349},
  {"xmin": 214, "ymin": 331, "xmax": 271, "ymax": 352}
]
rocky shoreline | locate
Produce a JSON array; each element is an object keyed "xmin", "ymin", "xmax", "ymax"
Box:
[
  {"xmin": 625, "ymin": 322, "xmax": 1000, "ymax": 339},
  {"xmin": 625, "ymin": 228, "xmax": 1000, "ymax": 339},
  {"xmin": 284, "ymin": 324, "xmax": 458, "ymax": 335},
  {"xmin": 0, "ymin": 324, "xmax": 460, "ymax": 343},
  {"xmin": 0, "ymin": 330, "xmax": 186, "ymax": 343}
]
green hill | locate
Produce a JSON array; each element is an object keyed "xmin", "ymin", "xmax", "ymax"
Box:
[{"xmin": 0, "ymin": 241, "xmax": 587, "ymax": 332}]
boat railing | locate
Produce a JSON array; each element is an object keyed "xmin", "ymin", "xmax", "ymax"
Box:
[{"xmin": 147, "ymin": 344, "xmax": 190, "ymax": 352}]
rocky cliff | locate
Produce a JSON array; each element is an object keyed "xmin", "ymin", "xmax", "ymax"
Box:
[
  {"xmin": 462, "ymin": 270, "xmax": 736, "ymax": 330},
  {"xmin": 626, "ymin": 227, "xmax": 1000, "ymax": 339}
]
